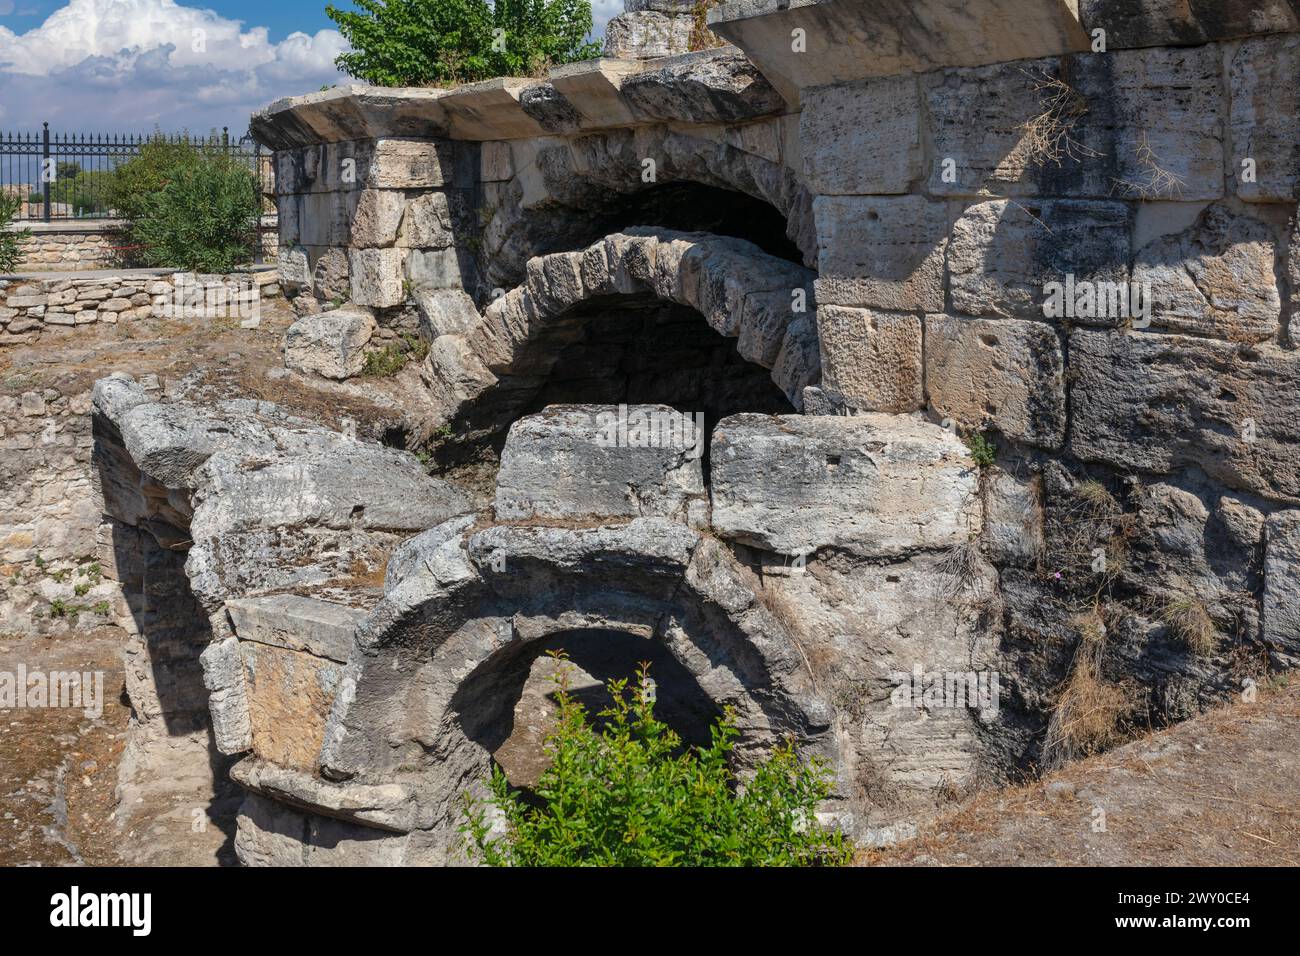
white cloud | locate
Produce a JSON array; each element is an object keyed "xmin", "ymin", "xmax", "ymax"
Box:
[{"xmin": 0, "ymin": 0, "xmax": 349, "ymax": 132}]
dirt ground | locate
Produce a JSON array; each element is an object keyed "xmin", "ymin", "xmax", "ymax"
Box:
[
  {"xmin": 0, "ymin": 626, "xmax": 131, "ymax": 866},
  {"xmin": 862, "ymin": 678, "xmax": 1300, "ymax": 866}
]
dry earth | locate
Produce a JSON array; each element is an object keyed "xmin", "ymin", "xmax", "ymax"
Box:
[{"xmin": 863, "ymin": 679, "xmax": 1300, "ymax": 866}]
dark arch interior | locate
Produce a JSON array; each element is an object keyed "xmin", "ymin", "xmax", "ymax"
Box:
[
  {"xmin": 432, "ymin": 293, "xmax": 794, "ymax": 484},
  {"xmin": 586, "ymin": 182, "xmax": 803, "ymax": 265},
  {"xmin": 450, "ymin": 628, "xmax": 724, "ymax": 793}
]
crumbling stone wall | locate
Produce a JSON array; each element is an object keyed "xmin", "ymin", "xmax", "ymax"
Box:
[{"xmin": 91, "ymin": 0, "xmax": 1300, "ymax": 863}]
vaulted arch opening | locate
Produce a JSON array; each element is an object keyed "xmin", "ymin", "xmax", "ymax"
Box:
[{"xmin": 453, "ymin": 628, "xmax": 725, "ymax": 793}]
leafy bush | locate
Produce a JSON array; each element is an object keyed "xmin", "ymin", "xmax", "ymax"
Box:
[
  {"xmin": 463, "ymin": 660, "xmax": 852, "ymax": 866},
  {"xmin": 120, "ymin": 150, "xmax": 259, "ymax": 273},
  {"xmin": 327, "ymin": 0, "xmax": 601, "ymax": 87},
  {"xmin": 105, "ymin": 137, "xmax": 204, "ymax": 223},
  {"xmin": 362, "ymin": 333, "xmax": 430, "ymax": 377},
  {"xmin": 0, "ymin": 194, "xmax": 29, "ymax": 274}
]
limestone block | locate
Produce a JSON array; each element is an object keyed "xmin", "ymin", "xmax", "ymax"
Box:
[
  {"xmin": 800, "ymin": 75, "xmax": 922, "ymax": 195},
  {"xmin": 240, "ymin": 640, "xmax": 342, "ymax": 770},
  {"xmin": 817, "ymin": 306, "xmax": 923, "ymax": 413},
  {"xmin": 348, "ymin": 248, "xmax": 406, "ymax": 308},
  {"xmin": 1263, "ymin": 510, "xmax": 1300, "ymax": 659},
  {"xmin": 226, "ymin": 594, "xmax": 366, "ymax": 663},
  {"xmin": 709, "ymin": 413, "xmax": 980, "ymax": 556},
  {"xmin": 620, "ymin": 48, "xmax": 787, "ymax": 125},
  {"xmin": 602, "ymin": 11, "xmax": 694, "ymax": 59},
  {"xmin": 405, "ymin": 246, "xmax": 474, "ymax": 293},
  {"xmin": 200, "ymin": 637, "xmax": 252, "ymax": 754},
  {"xmin": 1230, "ymin": 35, "xmax": 1300, "ymax": 202},
  {"xmin": 926, "ymin": 46, "xmax": 1225, "ymax": 201},
  {"xmin": 982, "ymin": 466, "xmax": 1045, "ymax": 566},
  {"xmin": 283, "ymin": 310, "xmax": 377, "ymax": 380},
  {"xmin": 814, "ymin": 195, "xmax": 950, "ymax": 312},
  {"xmin": 948, "ymin": 199, "xmax": 1130, "ymax": 322},
  {"xmin": 1132, "ymin": 204, "xmax": 1282, "ymax": 341},
  {"xmin": 1079, "ymin": 0, "xmax": 1300, "ymax": 48},
  {"xmin": 415, "ymin": 288, "xmax": 481, "ymax": 339},
  {"xmin": 1069, "ymin": 330, "xmax": 1300, "ymax": 502},
  {"xmin": 480, "ymin": 141, "xmax": 514, "ymax": 182},
  {"xmin": 494, "ymin": 405, "xmax": 706, "ymax": 521},
  {"xmin": 367, "ymin": 139, "xmax": 458, "ymax": 189},
  {"xmin": 925, "ymin": 315, "xmax": 1066, "ymax": 450},
  {"xmin": 349, "ymin": 188, "xmax": 408, "ymax": 248},
  {"xmin": 396, "ymin": 191, "xmax": 469, "ymax": 249}
]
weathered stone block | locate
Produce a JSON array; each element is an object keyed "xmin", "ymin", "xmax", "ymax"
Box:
[
  {"xmin": 283, "ymin": 310, "xmax": 377, "ymax": 380},
  {"xmin": 1263, "ymin": 509, "xmax": 1300, "ymax": 660},
  {"xmin": 1132, "ymin": 204, "xmax": 1282, "ymax": 341},
  {"xmin": 948, "ymin": 199, "xmax": 1130, "ymax": 321},
  {"xmin": 982, "ymin": 466, "xmax": 1045, "ymax": 566},
  {"xmin": 226, "ymin": 594, "xmax": 365, "ymax": 663},
  {"xmin": 240, "ymin": 640, "xmax": 342, "ymax": 771},
  {"xmin": 494, "ymin": 405, "xmax": 705, "ymax": 521},
  {"xmin": 926, "ymin": 47, "xmax": 1225, "ymax": 201},
  {"xmin": 415, "ymin": 288, "xmax": 481, "ymax": 339},
  {"xmin": 817, "ymin": 306, "xmax": 923, "ymax": 413},
  {"xmin": 367, "ymin": 139, "xmax": 457, "ymax": 189},
  {"xmin": 926, "ymin": 315, "xmax": 1066, "ymax": 450},
  {"xmin": 1230, "ymin": 35, "xmax": 1300, "ymax": 202},
  {"xmin": 405, "ymin": 246, "xmax": 474, "ymax": 293},
  {"xmin": 1080, "ymin": 0, "xmax": 1300, "ymax": 48},
  {"xmin": 603, "ymin": 11, "xmax": 694, "ymax": 58},
  {"xmin": 348, "ymin": 248, "xmax": 406, "ymax": 308},
  {"xmin": 1070, "ymin": 330, "xmax": 1300, "ymax": 502},
  {"xmin": 814, "ymin": 195, "xmax": 950, "ymax": 312},
  {"xmin": 709, "ymin": 413, "xmax": 980, "ymax": 556},
  {"xmin": 396, "ymin": 191, "xmax": 469, "ymax": 249},
  {"xmin": 349, "ymin": 188, "xmax": 408, "ymax": 248},
  {"xmin": 801, "ymin": 75, "xmax": 921, "ymax": 195}
]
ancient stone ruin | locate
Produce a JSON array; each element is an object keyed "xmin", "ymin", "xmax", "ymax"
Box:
[{"xmin": 71, "ymin": 0, "xmax": 1300, "ymax": 863}]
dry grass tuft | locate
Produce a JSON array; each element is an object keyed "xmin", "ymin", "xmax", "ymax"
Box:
[
  {"xmin": 1043, "ymin": 652, "xmax": 1132, "ymax": 769},
  {"xmin": 1162, "ymin": 597, "xmax": 1218, "ymax": 657},
  {"xmin": 1110, "ymin": 132, "xmax": 1187, "ymax": 199},
  {"xmin": 1016, "ymin": 68, "xmax": 1100, "ymax": 167}
]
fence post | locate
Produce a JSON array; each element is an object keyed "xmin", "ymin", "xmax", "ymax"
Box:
[
  {"xmin": 253, "ymin": 138, "xmax": 264, "ymax": 265},
  {"xmin": 42, "ymin": 122, "xmax": 51, "ymax": 223}
]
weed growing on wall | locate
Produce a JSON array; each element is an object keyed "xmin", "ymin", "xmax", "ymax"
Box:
[{"xmin": 463, "ymin": 659, "xmax": 852, "ymax": 867}]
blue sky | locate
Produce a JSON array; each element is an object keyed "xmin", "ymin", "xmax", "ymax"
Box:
[{"xmin": 0, "ymin": 0, "xmax": 621, "ymax": 133}]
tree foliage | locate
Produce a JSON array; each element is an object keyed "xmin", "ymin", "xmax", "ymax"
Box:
[
  {"xmin": 464, "ymin": 659, "xmax": 853, "ymax": 867},
  {"xmin": 326, "ymin": 0, "xmax": 601, "ymax": 87}
]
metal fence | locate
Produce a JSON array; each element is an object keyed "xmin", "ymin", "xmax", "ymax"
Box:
[{"xmin": 0, "ymin": 124, "xmax": 272, "ymax": 222}]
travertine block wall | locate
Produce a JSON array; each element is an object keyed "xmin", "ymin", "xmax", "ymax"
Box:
[
  {"xmin": 803, "ymin": 34, "xmax": 1299, "ymax": 491},
  {"xmin": 274, "ymin": 138, "xmax": 479, "ymax": 322}
]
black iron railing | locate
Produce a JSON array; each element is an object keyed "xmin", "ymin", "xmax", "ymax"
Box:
[{"xmin": 0, "ymin": 124, "xmax": 273, "ymax": 222}]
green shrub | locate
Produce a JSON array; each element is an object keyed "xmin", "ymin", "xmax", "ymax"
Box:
[
  {"xmin": 0, "ymin": 194, "xmax": 29, "ymax": 273},
  {"xmin": 127, "ymin": 152, "xmax": 259, "ymax": 273},
  {"xmin": 327, "ymin": 0, "xmax": 601, "ymax": 87},
  {"xmin": 362, "ymin": 333, "xmax": 429, "ymax": 377},
  {"xmin": 463, "ymin": 660, "xmax": 852, "ymax": 867},
  {"xmin": 965, "ymin": 431, "xmax": 998, "ymax": 468},
  {"xmin": 105, "ymin": 136, "xmax": 204, "ymax": 222}
]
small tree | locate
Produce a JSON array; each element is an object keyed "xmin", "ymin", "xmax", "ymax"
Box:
[
  {"xmin": 326, "ymin": 0, "xmax": 601, "ymax": 87},
  {"xmin": 105, "ymin": 136, "xmax": 203, "ymax": 223},
  {"xmin": 0, "ymin": 194, "xmax": 30, "ymax": 274},
  {"xmin": 463, "ymin": 659, "xmax": 852, "ymax": 867}
]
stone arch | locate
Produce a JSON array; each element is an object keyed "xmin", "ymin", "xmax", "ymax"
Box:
[
  {"xmin": 422, "ymin": 227, "xmax": 821, "ymax": 458},
  {"xmin": 479, "ymin": 125, "xmax": 818, "ymax": 290},
  {"xmin": 312, "ymin": 517, "xmax": 833, "ymax": 861}
]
